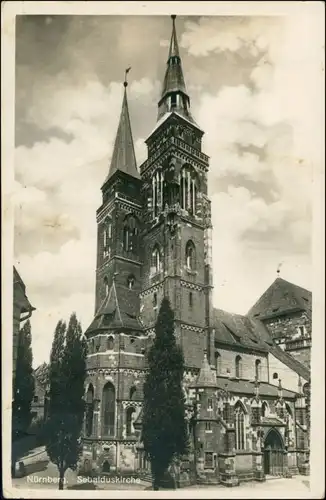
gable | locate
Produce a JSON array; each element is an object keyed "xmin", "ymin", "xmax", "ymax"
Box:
[{"xmin": 248, "ymin": 277, "xmax": 312, "ymax": 320}]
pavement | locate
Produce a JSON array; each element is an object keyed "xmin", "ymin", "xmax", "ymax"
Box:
[{"xmin": 9, "ymin": 445, "xmax": 311, "ymax": 495}]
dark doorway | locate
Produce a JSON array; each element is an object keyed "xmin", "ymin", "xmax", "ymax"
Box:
[
  {"xmin": 102, "ymin": 460, "xmax": 110, "ymax": 473},
  {"xmin": 263, "ymin": 429, "xmax": 285, "ymax": 476}
]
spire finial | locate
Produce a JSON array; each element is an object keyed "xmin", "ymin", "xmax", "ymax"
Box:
[
  {"xmin": 124, "ymin": 67, "xmax": 131, "ymax": 88},
  {"xmin": 276, "ymin": 262, "xmax": 282, "ymax": 276}
]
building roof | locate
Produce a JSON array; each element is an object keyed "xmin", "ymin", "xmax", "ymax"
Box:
[
  {"xmin": 248, "ymin": 277, "xmax": 312, "ymax": 320},
  {"xmin": 213, "ymin": 308, "xmax": 272, "ymax": 350},
  {"xmin": 13, "ymin": 266, "xmax": 35, "ymax": 313},
  {"xmin": 194, "ymin": 351, "xmax": 217, "ymax": 388},
  {"xmin": 213, "ymin": 306, "xmax": 309, "ymax": 382},
  {"xmin": 267, "ymin": 342, "xmax": 310, "ymax": 381},
  {"xmin": 86, "ymin": 280, "xmax": 143, "ymax": 335},
  {"xmin": 216, "ymin": 378, "xmax": 297, "ymax": 399},
  {"xmin": 102, "ymin": 84, "xmax": 140, "ymax": 185}
]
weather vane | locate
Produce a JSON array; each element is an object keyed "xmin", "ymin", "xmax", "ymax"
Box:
[{"xmin": 124, "ymin": 67, "xmax": 132, "ymax": 87}]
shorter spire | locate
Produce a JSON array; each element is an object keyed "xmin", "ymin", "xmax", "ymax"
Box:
[
  {"xmin": 195, "ymin": 350, "xmax": 217, "ymax": 388},
  {"xmin": 103, "ymin": 69, "xmax": 140, "ymax": 185}
]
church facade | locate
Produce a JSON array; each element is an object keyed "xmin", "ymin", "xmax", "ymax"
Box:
[{"xmin": 79, "ymin": 16, "xmax": 311, "ymax": 486}]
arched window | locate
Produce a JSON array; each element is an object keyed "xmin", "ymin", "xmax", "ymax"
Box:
[
  {"xmin": 85, "ymin": 384, "xmax": 94, "ymax": 437},
  {"xmin": 262, "ymin": 401, "xmax": 268, "ymax": 417},
  {"xmin": 151, "ymin": 245, "xmax": 162, "ymax": 275},
  {"xmin": 255, "ymin": 359, "xmax": 261, "ymax": 381},
  {"xmin": 104, "ymin": 277, "xmax": 109, "ymax": 296},
  {"xmin": 107, "ymin": 336, "xmax": 114, "ymax": 351},
  {"xmin": 185, "ymin": 241, "xmax": 196, "ymax": 271},
  {"xmin": 215, "ymin": 352, "xmax": 221, "ymax": 375},
  {"xmin": 129, "ymin": 386, "xmax": 137, "ymax": 400},
  {"xmin": 126, "ymin": 407, "xmax": 136, "ymax": 435},
  {"xmin": 180, "ymin": 166, "xmax": 198, "ymax": 214},
  {"xmin": 189, "ymin": 292, "xmax": 193, "ymax": 308},
  {"xmin": 234, "ymin": 402, "xmax": 247, "ymax": 450},
  {"xmin": 153, "ymin": 293, "xmax": 158, "ymax": 308},
  {"xmin": 123, "ymin": 215, "xmax": 139, "ymax": 253},
  {"xmin": 273, "ymin": 372, "xmax": 279, "ymax": 380},
  {"xmin": 235, "ymin": 355, "xmax": 242, "ymax": 378},
  {"xmin": 152, "ymin": 169, "xmax": 163, "ymax": 217},
  {"xmin": 127, "ymin": 275, "xmax": 135, "ymax": 290},
  {"xmin": 102, "ymin": 382, "xmax": 115, "ymax": 436}
]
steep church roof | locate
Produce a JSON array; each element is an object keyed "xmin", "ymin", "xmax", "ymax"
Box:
[
  {"xmin": 103, "ymin": 82, "xmax": 140, "ymax": 185},
  {"xmin": 213, "ymin": 308, "xmax": 271, "ymax": 349},
  {"xmin": 86, "ymin": 279, "xmax": 143, "ymax": 335},
  {"xmin": 213, "ymin": 307, "xmax": 310, "ymax": 381},
  {"xmin": 13, "ymin": 266, "xmax": 35, "ymax": 313},
  {"xmin": 248, "ymin": 277, "xmax": 312, "ymax": 320},
  {"xmin": 194, "ymin": 351, "xmax": 217, "ymax": 388}
]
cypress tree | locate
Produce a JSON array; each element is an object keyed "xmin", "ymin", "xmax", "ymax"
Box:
[
  {"xmin": 142, "ymin": 297, "xmax": 188, "ymax": 490},
  {"xmin": 45, "ymin": 314, "xmax": 87, "ymax": 490},
  {"xmin": 12, "ymin": 319, "xmax": 35, "ymax": 437}
]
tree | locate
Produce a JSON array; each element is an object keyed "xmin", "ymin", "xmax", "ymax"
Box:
[
  {"xmin": 45, "ymin": 314, "xmax": 87, "ymax": 490},
  {"xmin": 12, "ymin": 319, "xmax": 35, "ymax": 437},
  {"xmin": 12, "ymin": 319, "xmax": 35, "ymax": 476},
  {"xmin": 142, "ymin": 297, "xmax": 188, "ymax": 490}
]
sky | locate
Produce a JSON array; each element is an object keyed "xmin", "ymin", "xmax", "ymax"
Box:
[{"xmin": 13, "ymin": 12, "xmax": 323, "ymax": 368}]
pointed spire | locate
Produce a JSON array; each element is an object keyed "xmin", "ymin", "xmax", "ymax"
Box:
[
  {"xmin": 168, "ymin": 15, "xmax": 180, "ymax": 59},
  {"xmin": 103, "ymin": 72, "xmax": 140, "ymax": 185},
  {"xmin": 195, "ymin": 350, "xmax": 217, "ymax": 388},
  {"xmin": 157, "ymin": 15, "xmax": 192, "ymax": 123}
]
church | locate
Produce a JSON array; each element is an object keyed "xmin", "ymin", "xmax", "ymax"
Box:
[{"xmin": 79, "ymin": 16, "xmax": 311, "ymax": 486}]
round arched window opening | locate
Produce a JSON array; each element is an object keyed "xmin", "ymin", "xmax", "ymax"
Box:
[{"xmin": 273, "ymin": 372, "xmax": 279, "ymax": 380}]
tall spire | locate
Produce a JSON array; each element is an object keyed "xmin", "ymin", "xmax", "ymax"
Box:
[
  {"xmin": 157, "ymin": 15, "xmax": 192, "ymax": 123},
  {"xmin": 103, "ymin": 70, "xmax": 140, "ymax": 185}
]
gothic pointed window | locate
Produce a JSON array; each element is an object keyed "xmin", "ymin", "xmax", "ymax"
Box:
[
  {"xmin": 262, "ymin": 401, "xmax": 268, "ymax": 417},
  {"xmin": 180, "ymin": 165, "xmax": 198, "ymax": 214},
  {"xmin": 127, "ymin": 275, "xmax": 135, "ymax": 290},
  {"xmin": 151, "ymin": 245, "xmax": 162, "ymax": 275},
  {"xmin": 85, "ymin": 384, "xmax": 94, "ymax": 437},
  {"xmin": 234, "ymin": 402, "xmax": 247, "ymax": 450},
  {"xmin": 123, "ymin": 214, "xmax": 139, "ymax": 253},
  {"xmin": 104, "ymin": 277, "xmax": 109, "ymax": 296},
  {"xmin": 185, "ymin": 240, "xmax": 196, "ymax": 271},
  {"xmin": 189, "ymin": 292, "xmax": 193, "ymax": 308},
  {"xmin": 126, "ymin": 407, "xmax": 136, "ymax": 435},
  {"xmin": 129, "ymin": 386, "xmax": 137, "ymax": 400},
  {"xmin": 102, "ymin": 382, "xmax": 115, "ymax": 437},
  {"xmin": 255, "ymin": 359, "xmax": 261, "ymax": 381},
  {"xmin": 215, "ymin": 351, "xmax": 221, "ymax": 375},
  {"xmin": 107, "ymin": 336, "xmax": 114, "ymax": 351},
  {"xmin": 235, "ymin": 355, "xmax": 242, "ymax": 378}
]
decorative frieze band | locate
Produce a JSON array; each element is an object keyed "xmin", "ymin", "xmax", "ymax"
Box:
[
  {"xmin": 139, "ymin": 282, "xmax": 164, "ymax": 298},
  {"xmin": 181, "ymin": 324, "xmax": 204, "ymax": 333},
  {"xmin": 180, "ymin": 280, "xmax": 203, "ymax": 291}
]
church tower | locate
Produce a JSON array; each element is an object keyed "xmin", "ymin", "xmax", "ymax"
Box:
[{"xmin": 139, "ymin": 15, "xmax": 213, "ymax": 369}]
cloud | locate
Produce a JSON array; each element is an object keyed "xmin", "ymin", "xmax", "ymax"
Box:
[{"xmin": 14, "ymin": 14, "xmax": 321, "ymax": 365}]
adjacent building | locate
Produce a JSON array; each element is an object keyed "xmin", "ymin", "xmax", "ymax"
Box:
[
  {"xmin": 79, "ymin": 16, "xmax": 311, "ymax": 485},
  {"xmin": 13, "ymin": 266, "xmax": 35, "ymax": 387}
]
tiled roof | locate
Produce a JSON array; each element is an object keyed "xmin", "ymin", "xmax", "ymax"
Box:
[
  {"xmin": 103, "ymin": 85, "xmax": 140, "ymax": 185},
  {"xmin": 194, "ymin": 352, "xmax": 217, "ymax": 388},
  {"xmin": 216, "ymin": 377, "xmax": 297, "ymax": 399},
  {"xmin": 86, "ymin": 281, "xmax": 143, "ymax": 336},
  {"xmin": 213, "ymin": 308, "xmax": 271, "ymax": 349},
  {"xmin": 267, "ymin": 342, "xmax": 310, "ymax": 381},
  {"xmin": 248, "ymin": 277, "xmax": 312, "ymax": 320},
  {"xmin": 13, "ymin": 266, "xmax": 35, "ymax": 313}
]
